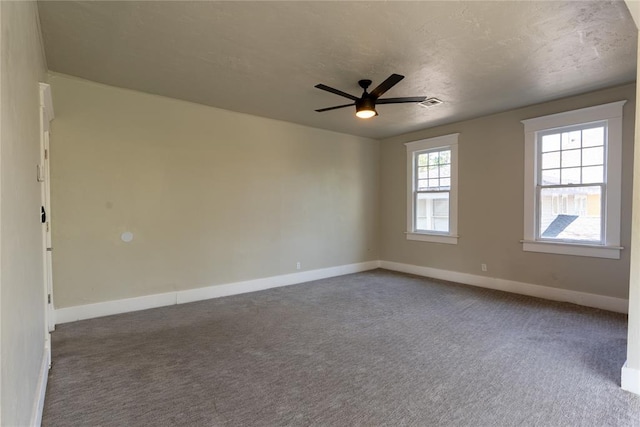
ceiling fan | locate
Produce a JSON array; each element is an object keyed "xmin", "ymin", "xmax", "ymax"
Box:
[{"xmin": 314, "ymin": 74, "xmax": 426, "ymax": 119}]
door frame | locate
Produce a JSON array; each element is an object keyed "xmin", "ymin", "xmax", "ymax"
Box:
[{"xmin": 39, "ymin": 83, "xmax": 54, "ymax": 338}]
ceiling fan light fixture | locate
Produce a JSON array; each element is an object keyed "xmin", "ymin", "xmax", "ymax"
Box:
[
  {"xmin": 356, "ymin": 109, "xmax": 376, "ymax": 119},
  {"xmin": 356, "ymin": 98, "xmax": 376, "ymax": 119},
  {"xmin": 315, "ymin": 74, "xmax": 425, "ymax": 118}
]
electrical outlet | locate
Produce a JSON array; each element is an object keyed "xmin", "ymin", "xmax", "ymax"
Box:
[
  {"xmin": 296, "ymin": 262, "xmax": 301, "ymax": 270},
  {"xmin": 481, "ymin": 263, "xmax": 487, "ymax": 272}
]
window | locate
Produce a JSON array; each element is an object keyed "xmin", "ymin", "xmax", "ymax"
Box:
[
  {"xmin": 406, "ymin": 133, "xmax": 459, "ymax": 244},
  {"xmin": 521, "ymin": 101, "xmax": 625, "ymax": 259}
]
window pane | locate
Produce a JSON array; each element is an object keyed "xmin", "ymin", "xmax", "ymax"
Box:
[
  {"xmin": 562, "ymin": 131, "xmax": 581, "ymax": 150},
  {"xmin": 417, "ymin": 179, "xmax": 429, "ymax": 190},
  {"xmin": 582, "ymin": 166, "xmax": 603, "ymax": 184},
  {"xmin": 582, "ymin": 146, "xmax": 603, "ymax": 166},
  {"xmin": 542, "ymin": 134, "xmax": 560, "ymax": 152},
  {"xmin": 582, "ymin": 126, "xmax": 604, "ymax": 148},
  {"xmin": 433, "ymin": 199, "xmax": 448, "ymax": 216},
  {"xmin": 561, "ymin": 167, "xmax": 580, "ymax": 184},
  {"xmin": 433, "ymin": 218, "xmax": 448, "ymax": 230},
  {"xmin": 418, "ymin": 166, "xmax": 428, "ymax": 179},
  {"xmin": 541, "ymin": 169, "xmax": 560, "ymax": 185},
  {"xmin": 428, "ymin": 166, "xmax": 439, "ymax": 178},
  {"xmin": 440, "ymin": 178, "xmax": 451, "ymax": 188},
  {"xmin": 439, "ymin": 150, "xmax": 451, "ymax": 165},
  {"xmin": 428, "ymin": 179, "xmax": 439, "ymax": 188},
  {"xmin": 561, "ymin": 149, "xmax": 581, "ymax": 168},
  {"xmin": 539, "ymin": 186, "xmax": 601, "ymax": 242},
  {"xmin": 428, "ymin": 152, "xmax": 440, "ymax": 165},
  {"xmin": 542, "ymin": 151, "xmax": 560, "ymax": 169},
  {"xmin": 417, "ymin": 153, "xmax": 429, "ymax": 166},
  {"xmin": 416, "ymin": 192, "xmax": 449, "ymax": 233},
  {"xmin": 439, "ymin": 164, "xmax": 451, "ymax": 178}
]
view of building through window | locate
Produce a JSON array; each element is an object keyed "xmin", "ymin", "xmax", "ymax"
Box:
[
  {"xmin": 538, "ymin": 124, "xmax": 605, "ymax": 242},
  {"xmin": 415, "ymin": 149, "xmax": 451, "ymax": 233}
]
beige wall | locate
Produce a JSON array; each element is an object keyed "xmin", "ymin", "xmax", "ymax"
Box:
[
  {"xmin": 0, "ymin": 1, "xmax": 48, "ymax": 425},
  {"xmin": 48, "ymin": 73, "xmax": 379, "ymax": 308},
  {"xmin": 380, "ymin": 84, "xmax": 636, "ymax": 299}
]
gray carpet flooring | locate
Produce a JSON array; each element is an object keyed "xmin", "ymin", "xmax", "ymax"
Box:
[{"xmin": 43, "ymin": 269, "xmax": 640, "ymax": 426}]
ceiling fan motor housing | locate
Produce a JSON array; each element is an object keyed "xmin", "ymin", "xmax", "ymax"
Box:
[{"xmin": 356, "ymin": 97, "xmax": 376, "ymax": 111}]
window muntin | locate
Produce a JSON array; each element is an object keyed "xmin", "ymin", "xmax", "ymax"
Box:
[{"xmin": 536, "ymin": 122, "xmax": 606, "ymax": 244}]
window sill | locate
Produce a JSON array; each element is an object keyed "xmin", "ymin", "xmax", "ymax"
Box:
[
  {"xmin": 407, "ymin": 232, "xmax": 459, "ymax": 245},
  {"xmin": 521, "ymin": 240, "xmax": 622, "ymax": 259}
]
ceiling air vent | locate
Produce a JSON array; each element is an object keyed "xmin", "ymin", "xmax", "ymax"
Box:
[{"xmin": 419, "ymin": 97, "xmax": 443, "ymax": 108}]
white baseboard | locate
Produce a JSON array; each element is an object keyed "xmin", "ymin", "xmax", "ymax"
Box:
[
  {"xmin": 55, "ymin": 292, "xmax": 177, "ymax": 324},
  {"xmin": 622, "ymin": 361, "xmax": 640, "ymax": 395},
  {"xmin": 55, "ymin": 260, "xmax": 380, "ymax": 324},
  {"xmin": 30, "ymin": 344, "xmax": 50, "ymax": 427},
  {"xmin": 175, "ymin": 261, "xmax": 380, "ymax": 304},
  {"xmin": 55, "ymin": 258, "xmax": 627, "ymax": 324},
  {"xmin": 379, "ymin": 260, "xmax": 628, "ymax": 313}
]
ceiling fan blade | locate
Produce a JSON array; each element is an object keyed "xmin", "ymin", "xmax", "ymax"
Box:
[
  {"xmin": 314, "ymin": 84, "xmax": 359, "ymax": 101},
  {"xmin": 377, "ymin": 96, "xmax": 427, "ymax": 104},
  {"xmin": 369, "ymin": 74, "xmax": 404, "ymax": 99},
  {"xmin": 315, "ymin": 103, "xmax": 355, "ymax": 112}
]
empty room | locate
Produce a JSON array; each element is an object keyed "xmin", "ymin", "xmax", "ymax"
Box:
[{"xmin": 4, "ymin": 1, "xmax": 640, "ymax": 425}]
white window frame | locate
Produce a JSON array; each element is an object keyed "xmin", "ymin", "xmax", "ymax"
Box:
[
  {"xmin": 405, "ymin": 133, "xmax": 459, "ymax": 244},
  {"xmin": 521, "ymin": 101, "xmax": 626, "ymax": 259}
]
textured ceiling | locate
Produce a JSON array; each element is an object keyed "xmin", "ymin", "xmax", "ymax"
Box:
[{"xmin": 38, "ymin": 1, "xmax": 637, "ymax": 139}]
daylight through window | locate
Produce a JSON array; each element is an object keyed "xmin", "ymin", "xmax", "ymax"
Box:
[
  {"xmin": 521, "ymin": 101, "xmax": 625, "ymax": 259},
  {"xmin": 415, "ymin": 148, "xmax": 451, "ymax": 233},
  {"xmin": 537, "ymin": 123, "xmax": 606, "ymax": 243},
  {"xmin": 406, "ymin": 133, "xmax": 459, "ymax": 244}
]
